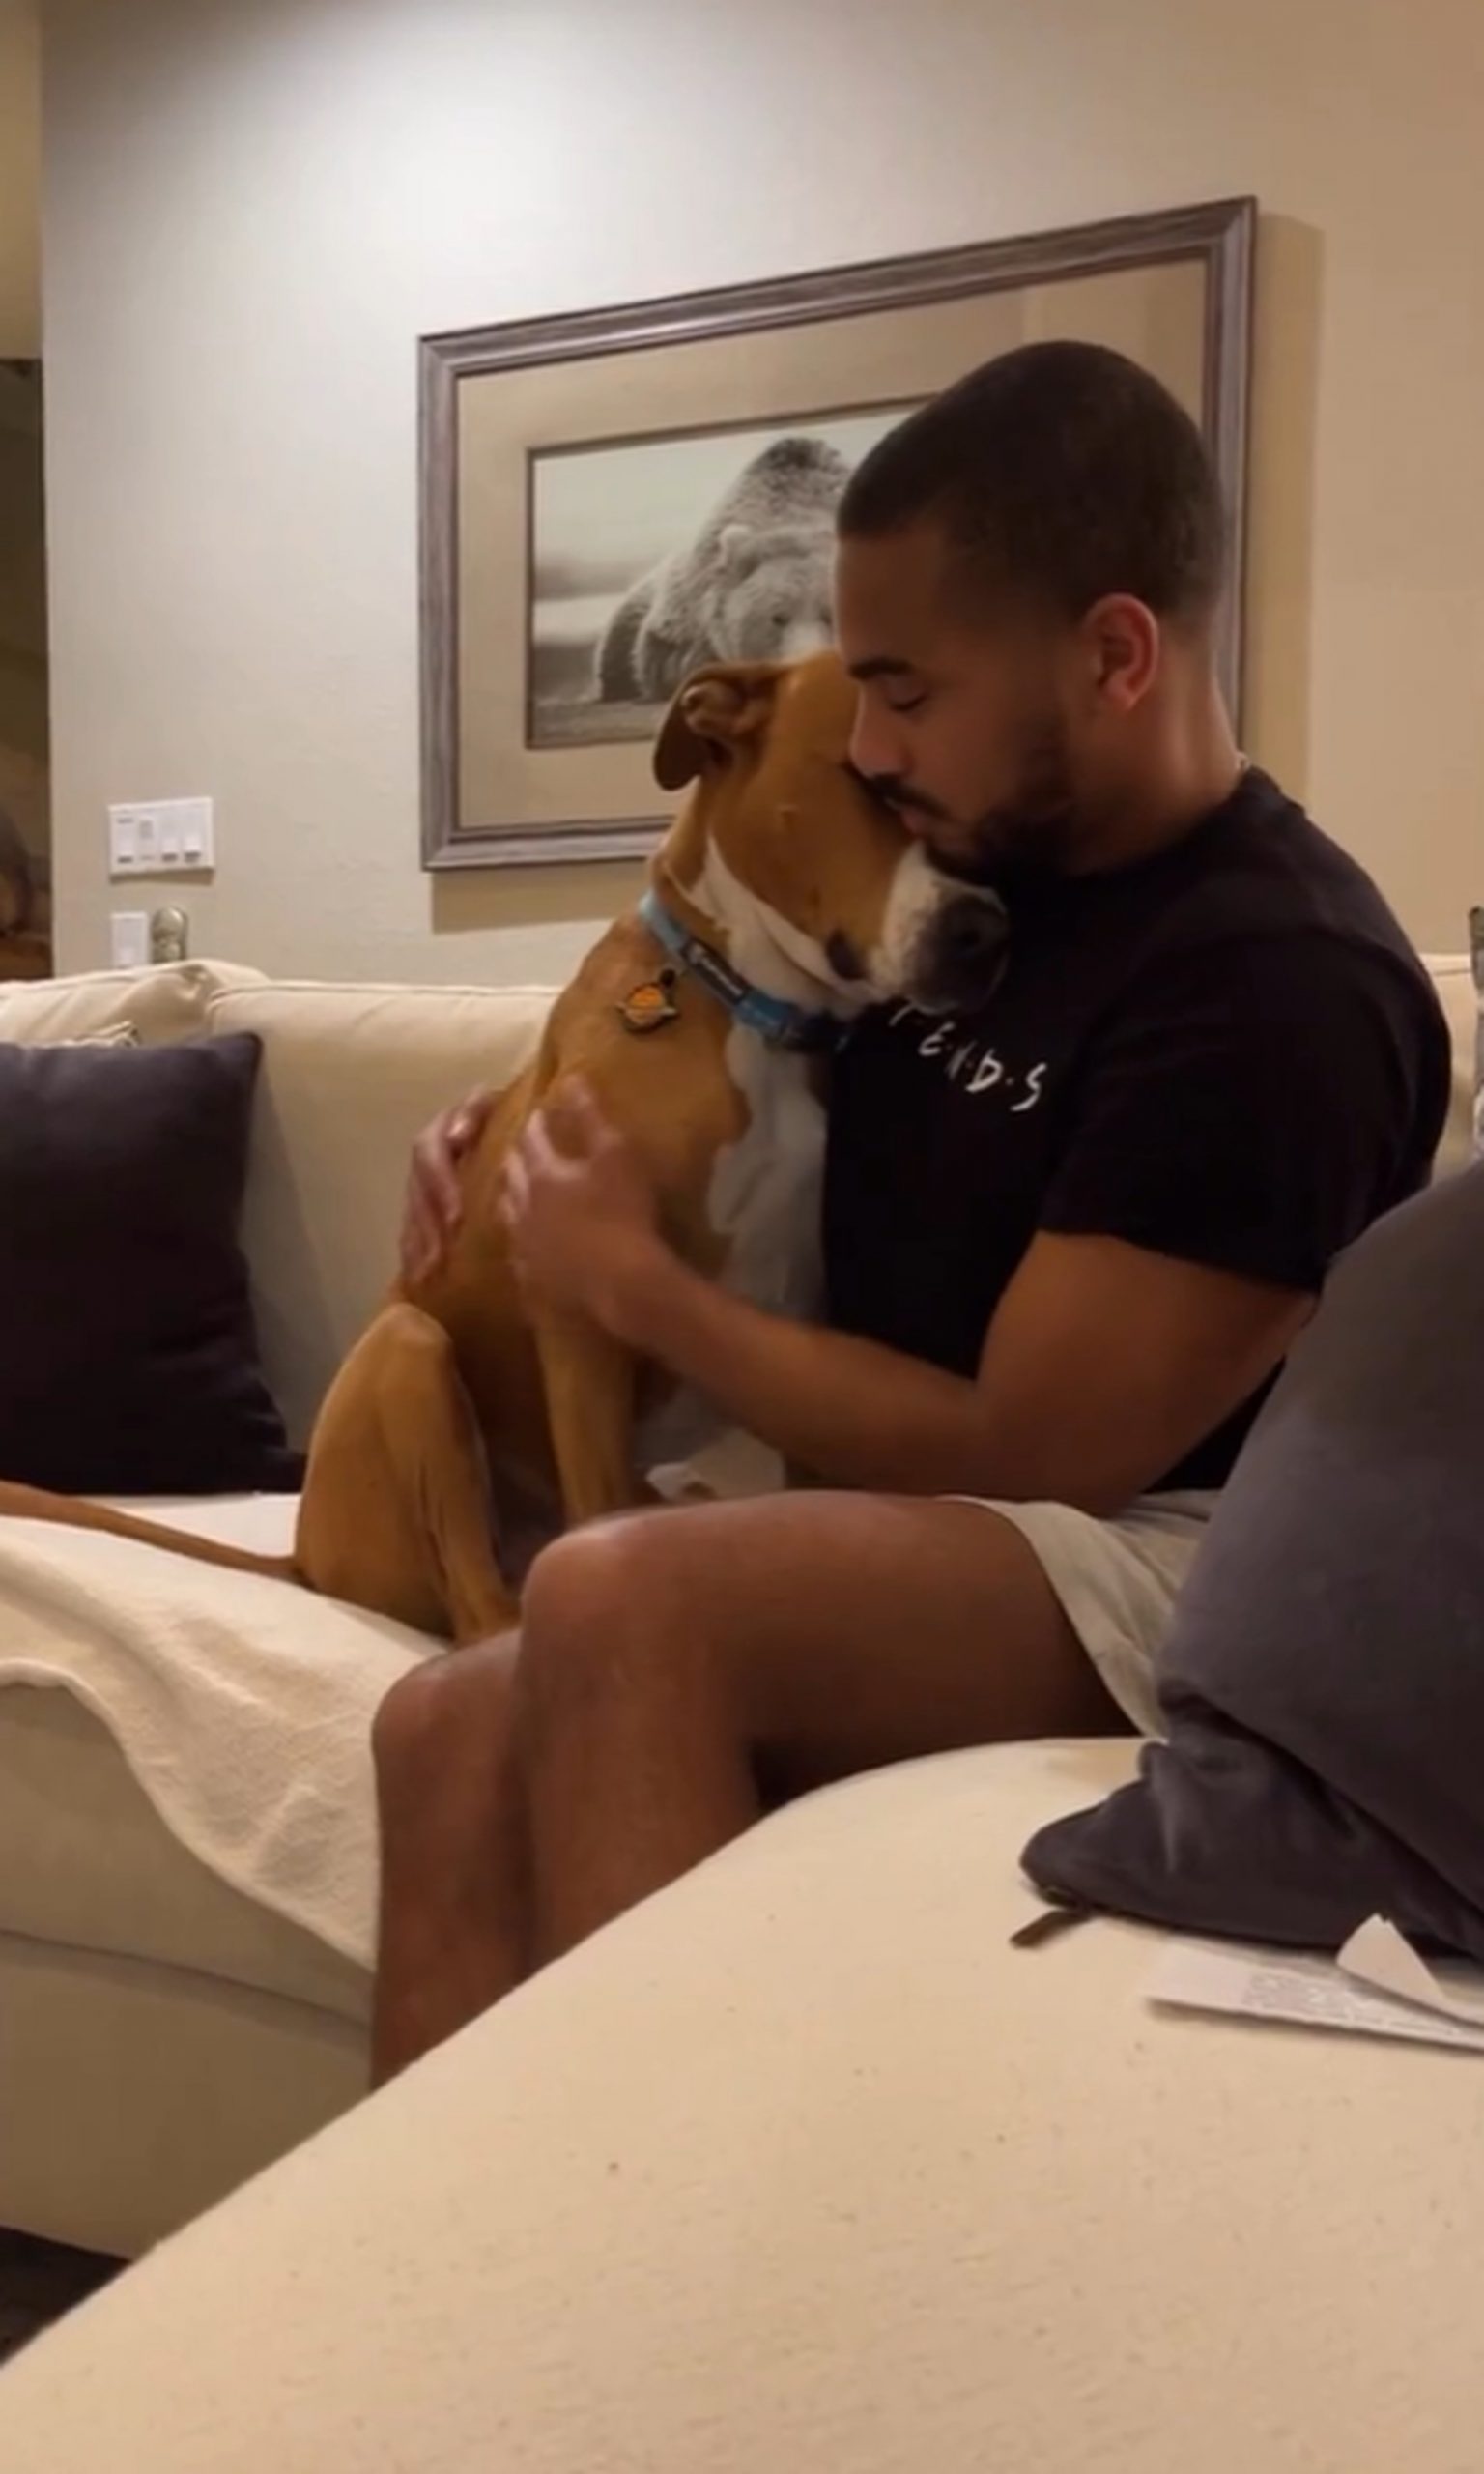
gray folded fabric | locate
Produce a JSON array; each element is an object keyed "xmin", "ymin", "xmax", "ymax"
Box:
[{"xmin": 1023, "ymin": 1162, "xmax": 1484, "ymax": 1958}]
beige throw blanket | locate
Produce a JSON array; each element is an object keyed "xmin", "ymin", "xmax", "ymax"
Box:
[{"xmin": 0, "ymin": 1497, "xmax": 431, "ymax": 1970}]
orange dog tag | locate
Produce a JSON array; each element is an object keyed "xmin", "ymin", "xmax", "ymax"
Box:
[{"xmin": 618, "ymin": 968, "xmax": 680, "ymax": 1035}]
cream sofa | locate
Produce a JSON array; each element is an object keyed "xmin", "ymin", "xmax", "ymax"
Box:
[
  {"xmin": 0, "ymin": 953, "xmax": 1477, "ymax": 2279},
  {"xmin": 8, "ymin": 1748, "xmax": 1484, "ymax": 2470}
]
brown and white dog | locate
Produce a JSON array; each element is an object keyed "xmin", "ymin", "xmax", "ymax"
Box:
[{"xmin": 0, "ymin": 654, "xmax": 1005, "ymax": 1640}]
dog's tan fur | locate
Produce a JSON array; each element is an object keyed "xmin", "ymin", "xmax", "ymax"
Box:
[{"xmin": 0, "ymin": 655, "xmax": 923, "ymax": 1643}]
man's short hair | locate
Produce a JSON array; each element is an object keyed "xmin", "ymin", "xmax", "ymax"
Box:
[{"xmin": 839, "ymin": 341, "xmax": 1227, "ymax": 626}]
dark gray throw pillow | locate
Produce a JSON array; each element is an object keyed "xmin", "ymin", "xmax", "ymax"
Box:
[
  {"xmin": 1023, "ymin": 1161, "xmax": 1484, "ymax": 1961},
  {"xmin": 0, "ymin": 1032, "xmax": 300, "ymax": 1496}
]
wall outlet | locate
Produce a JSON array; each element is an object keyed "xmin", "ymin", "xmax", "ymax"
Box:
[
  {"xmin": 109, "ymin": 911, "xmax": 151, "ymax": 969},
  {"xmin": 109, "ymin": 797, "xmax": 214, "ymax": 879}
]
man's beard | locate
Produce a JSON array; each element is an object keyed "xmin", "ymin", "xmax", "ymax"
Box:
[{"xmin": 885, "ymin": 717, "xmax": 1079, "ymax": 893}]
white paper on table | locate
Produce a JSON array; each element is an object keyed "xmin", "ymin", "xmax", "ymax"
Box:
[
  {"xmin": 1336, "ymin": 1914, "xmax": 1484, "ymax": 2025},
  {"xmin": 1148, "ymin": 1916, "xmax": 1484, "ymax": 2053}
]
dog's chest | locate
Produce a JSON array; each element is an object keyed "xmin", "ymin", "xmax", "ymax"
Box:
[
  {"xmin": 707, "ymin": 1025, "xmax": 826, "ymax": 1320},
  {"xmin": 635, "ymin": 1028, "xmax": 825, "ymax": 1498}
]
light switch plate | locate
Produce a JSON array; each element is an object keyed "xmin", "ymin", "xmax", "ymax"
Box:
[
  {"xmin": 109, "ymin": 797, "xmax": 214, "ymax": 879},
  {"xmin": 108, "ymin": 809, "xmax": 137, "ymax": 875}
]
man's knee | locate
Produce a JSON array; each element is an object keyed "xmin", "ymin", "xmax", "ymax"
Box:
[
  {"xmin": 371, "ymin": 1643, "xmax": 506, "ymax": 1803},
  {"xmin": 518, "ymin": 1513, "xmax": 697, "ymax": 1726}
]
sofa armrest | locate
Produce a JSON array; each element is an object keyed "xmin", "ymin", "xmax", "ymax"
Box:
[{"xmin": 6, "ymin": 1739, "xmax": 1482, "ymax": 2470}]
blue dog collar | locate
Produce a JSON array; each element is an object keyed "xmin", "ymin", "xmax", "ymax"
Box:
[{"xmin": 639, "ymin": 888, "xmax": 844, "ymax": 1055}]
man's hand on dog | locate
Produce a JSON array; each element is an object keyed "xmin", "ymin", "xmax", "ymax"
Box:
[
  {"xmin": 501, "ymin": 1079, "xmax": 668, "ymax": 1329},
  {"xmin": 400, "ymin": 1088, "xmax": 498, "ymax": 1284}
]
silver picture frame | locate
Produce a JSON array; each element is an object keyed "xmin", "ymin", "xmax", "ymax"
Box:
[{"xmin": 420, "ymin": 197, "xmax": 1255, "ymax": 872}]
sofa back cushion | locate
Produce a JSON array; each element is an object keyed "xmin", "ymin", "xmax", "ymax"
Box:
[
  {"xmin": 207, "ymin": 980, "xmax": 551, "ymax": 1446},
  {"xmin": 4, "ymin": 949, "xmax": 1471, "ymax": 1453},
  {"xmin": 0, "ymin": 959, "xmax": 263, "ymax": 1050}
]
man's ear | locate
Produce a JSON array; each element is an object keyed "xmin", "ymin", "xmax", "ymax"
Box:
[
  {"xmin": 653, "ymin": 663, "xmax": 784, "ymax": 791},
  {"xmin": 1080, "ymin": 594, "xmax": 1160, "ymax": 711}
]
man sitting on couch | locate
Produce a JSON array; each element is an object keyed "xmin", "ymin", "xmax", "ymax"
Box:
[{"xmin": 373, "ymin": 343, "xmax": 1450, "ymax": 2078}]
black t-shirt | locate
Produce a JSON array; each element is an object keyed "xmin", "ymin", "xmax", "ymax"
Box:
[{"xmin": 823, "ymin": 767, "xmax": 1452, "ymax": 1493}]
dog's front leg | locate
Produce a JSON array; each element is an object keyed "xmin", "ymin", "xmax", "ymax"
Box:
[{"xmin": 533, "ymin": 1314, "xmax": 639, "ymax": 1531}]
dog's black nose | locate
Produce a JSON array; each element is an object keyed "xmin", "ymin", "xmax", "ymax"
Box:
[
  {"xmin": 940, "ymin": 896, "xmax": 1007, "ymax": 974},
  {"xmin": 915, "ymin": 891, "xmax": 1011, "ymax": 1011}
]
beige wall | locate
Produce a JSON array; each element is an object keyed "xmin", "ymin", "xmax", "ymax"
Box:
[
  {"xmin": 0, "ymin": 0, "xmax": 40, "ymax": 359},
  {"xmin": 42, "ymin": 0, "xmax": 1484, "ymax": 982}
]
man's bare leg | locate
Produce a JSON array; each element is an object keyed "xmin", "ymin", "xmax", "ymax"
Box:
[
  {"xmin": 513, "ymin": 1492, "xmax": 1126, "ymax": 1968},
  {"xmin": 370, "ymin": 1633, "xmax": 527, "ymax": 2085}
]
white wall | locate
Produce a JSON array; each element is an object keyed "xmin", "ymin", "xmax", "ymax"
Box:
[
  {"xmin": 0, "ymin": 0, "xmax": 40, "ymax": 358},
  {"xmin": 43, "ymin": 0, "xmax": 1484, "ymax": 980}
]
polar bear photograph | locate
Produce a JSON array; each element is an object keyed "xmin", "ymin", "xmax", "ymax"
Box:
[{"xmin": 527, "ymin": 407, "xmax": 913, "ymax": 751}]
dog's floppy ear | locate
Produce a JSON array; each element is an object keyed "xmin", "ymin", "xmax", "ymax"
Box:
[{"xmin": 653, "ymin": 663, "xmax": 784, "ymax": 791}]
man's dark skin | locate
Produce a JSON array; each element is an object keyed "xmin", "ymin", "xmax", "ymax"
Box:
[{"xmin": 368, "ymin": 484, "xmax": 1315, "ymax": 2082}]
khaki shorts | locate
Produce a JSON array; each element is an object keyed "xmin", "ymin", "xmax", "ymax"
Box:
[{"xmin": 956, "ymin": 1490, "xmax": 1219, "ymax": 1738}]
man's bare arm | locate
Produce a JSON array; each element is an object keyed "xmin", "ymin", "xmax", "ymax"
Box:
[{"xmin": 603, "ymin": 1230, "xmax": 1313, "ymax": 1511}]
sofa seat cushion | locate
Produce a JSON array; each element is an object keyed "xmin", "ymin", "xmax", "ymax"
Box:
[
  {"xmin": 0, "ymin": 1683, "xmax": 368, "ymax": 2026},
  {"xmin": 0, "ymin": 1490, "xmax": 424, "ymax": 1971},
  {"xmin": 6, "ymin": 1737, "xmax": 1482, "ymax": 2470}
]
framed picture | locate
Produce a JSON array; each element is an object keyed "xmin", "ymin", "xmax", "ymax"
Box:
[{"xmin": 420, "ymin": 197, "xmax": 1254, "ymax": 871}]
